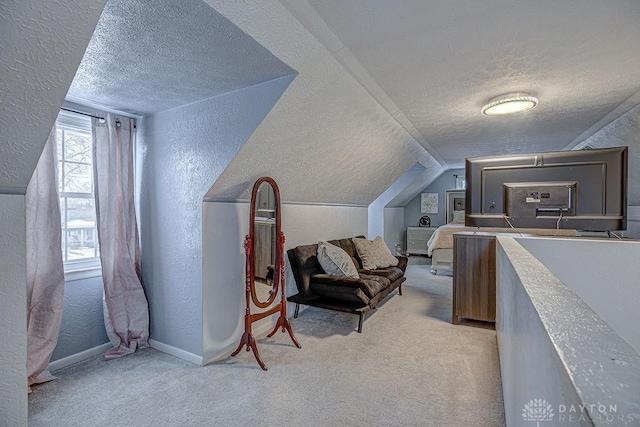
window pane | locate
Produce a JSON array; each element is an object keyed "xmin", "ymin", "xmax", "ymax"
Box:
[
  {"xmin": 63, "ymin": 163, "xmax": 92, "ymax": 193},
  {"xmin": 66, "ymin": 197, "xmax": 96, "ymax": 261},
  {"xmin": 59, "ymin": 198, "xmax": 66, "ymax": 229},
  {"xmin": 66, "ymin": 228, "xmax": 98, "ymax": 261},
  {"xmin": 63, "ymin": 130, "xmax": 92, "ymax": 163},
  {"xmin": 66, "ymin": 197, "xmax": 96, "ymax": 225},
  {"xmin": 56, "ymin": 112, "xmax": 100, "ymax": 269},
  {"xmin": 57, "ymin": 161, "xmax": 63, "ymax": 193},
  {"xmin": 56, "ymin": 129, "xmax": 63, "ymax": 161}
]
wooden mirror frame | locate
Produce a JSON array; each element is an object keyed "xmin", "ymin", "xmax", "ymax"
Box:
[
  {"xmin": 231, "ymin": 177, "xmax": 301, "ymax": 370},
  {"xmin": 249, "ymin": 177, "xmax": 280, "ymax": 309}
]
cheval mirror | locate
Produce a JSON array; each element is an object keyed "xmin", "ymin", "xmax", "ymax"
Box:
[{"xmin": 231, "ymin": 177, "xmax": 300, "ymax": 370}]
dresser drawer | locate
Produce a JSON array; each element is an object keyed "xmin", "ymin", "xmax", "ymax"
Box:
[
  {"xmin": 408, "ymin": 239, "xmax": 427, "ymax": 249},
  {"xmin": 406, "ymin": 227, "xmax": 436, "ymax": 255},
  {"xmin": 407, "ymin": 227, "xmax": 436, "ymax": 240}
]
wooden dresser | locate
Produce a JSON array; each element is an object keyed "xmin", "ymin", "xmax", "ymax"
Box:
[
  {"xmin": 452, "ymin": 232, "xmax": 497, "ymax": 325},
  {"xmin": 406, "ymin": 226, "xmax": 437, "ymax": 255}
]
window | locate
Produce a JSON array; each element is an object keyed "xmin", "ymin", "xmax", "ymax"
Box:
[{"xmin": 56, "ymin": 110, "xmax": 101, "ymax": 276}]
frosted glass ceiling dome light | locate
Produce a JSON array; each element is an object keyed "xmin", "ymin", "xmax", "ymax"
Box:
[{"xmin": 481, "ymin": 93, "xmax": 538, "ymax": 116}]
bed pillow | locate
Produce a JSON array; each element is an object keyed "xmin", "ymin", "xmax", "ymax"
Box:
[
  {"xmin": 353, "ymin": 236, "xmax": 399, "ymax": 270},
  {"xmin": 452, "ymin": 210, "xmax": 465, "ymax": 223},
  {"xmin": 317, "ymin": 241, "xmax": 359, "ymax": 278}
]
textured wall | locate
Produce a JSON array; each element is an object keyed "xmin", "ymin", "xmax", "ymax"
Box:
[
  {"xmin": 202, "ymin": 200, "xmax": 368, "ymax": 364},
  {"xmin": 383, "ymin": 207, "xmax": 405, "ymax": 254},
  {"xmin": 50, "ymin": 276, "xmax": 109, "ymax": 362},
  {"xmin": 576, "ymin": 104, "xmax": 640, "ymax": 206},
  {"xmin": 0, "ymin": 0, "xmax": 107, "ymax": 189},
  {"xmin": 496, "ymin": 237, "xmax": 640, "ymax": 425},
  {"xmin": 404, "ymin": 169, "xmax": 465, "ymax": 228},
  {"xmin": 385, "ymin": 166, "xmax": 446, "ymax": 208},
  {"xmin": 518, "ymin": 237, "xmax": 640, "ymax": 354},
  {"xmin": 138, "ymin": 76, "xmax": 293, "ymax": 357},
  {"xmin": 368, "ymin": 163, "xmax": 425, "ymax": 248},
  {"xmin": 205, "ymin": 0, "xmax": 439, "ymax": 205},
  {"xmin": 0, "ymin": 195, "xmax": 27, "ymax": 425}
]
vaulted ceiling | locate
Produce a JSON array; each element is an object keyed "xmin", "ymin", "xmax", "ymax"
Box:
[
  {"xmin": 5, "ymin": 0, "xmax": 639, "ymax": 205},
  {"xmin": 295, "ymin": 0, "xmax": 640, "ymax": 168}
]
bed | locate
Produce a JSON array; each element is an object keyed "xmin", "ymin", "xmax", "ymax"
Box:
[{"xmin": 426, "ymin": 220, "xmax": 581, "ymax": 275}]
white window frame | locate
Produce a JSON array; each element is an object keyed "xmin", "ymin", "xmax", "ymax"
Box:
[{"xmin": 56, "ymin": 110, "xmax": 102, "ymax": 281}]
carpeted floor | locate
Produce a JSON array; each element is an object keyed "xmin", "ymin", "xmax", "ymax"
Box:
[{"xmin": 28, "ymin": 261, "xmax": 505, "ymax": 426}]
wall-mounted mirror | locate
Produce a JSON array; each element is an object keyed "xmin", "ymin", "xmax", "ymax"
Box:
[{"xmin": 232, "ymin": 177, "xmax": 300, "ymax": 370}]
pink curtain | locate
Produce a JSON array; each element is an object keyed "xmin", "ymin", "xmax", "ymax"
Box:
[
  {"xmin": 26, "ymin": 126, "xmax": 65, "ymax": 386},
  {"xmin": 92, "ymin": 114, "xmax": 149, "ymax": 359}
]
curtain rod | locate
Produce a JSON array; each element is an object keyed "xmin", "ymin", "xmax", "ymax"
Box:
[
  {"xmin": 60, "ymin": 107, "xmax": 105, "ymax": 121},
  {"xmin": 60, "ymin": 107, "xmax": 137, "ymax": 128}
]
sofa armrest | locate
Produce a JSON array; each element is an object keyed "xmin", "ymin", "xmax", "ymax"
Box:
[{"xmin": 395, "ymin": 255, "xmax": 408, "ymax": 272}]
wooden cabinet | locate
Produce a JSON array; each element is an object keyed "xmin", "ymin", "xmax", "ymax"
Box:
[
  {"xmin": 406, "ymin": 226, "xmax": 437, "ymax": 255},
  {"xmin": 452, "ymin": 232, "xmax": 496, "ymax": 325}
]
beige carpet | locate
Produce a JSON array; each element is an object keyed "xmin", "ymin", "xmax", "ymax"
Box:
[{"xmin": 29, "ymin": 262, "xmax": 505, "ymax": 426}]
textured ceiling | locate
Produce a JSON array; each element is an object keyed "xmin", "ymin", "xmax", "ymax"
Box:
[
  {"xmin": 206, "ymin": 0, "xmax": 439, "ymax": 205},
  {"xmin": 576, "ymin": 105, "xmax": 640, "ymax": 205},
  {"xmin": 305, "ymin": 0, "xmax": 640, "ymax": 168},
  {"xmin": 67, "ymin": 0, "xmax": 294, "ymax": 115}
]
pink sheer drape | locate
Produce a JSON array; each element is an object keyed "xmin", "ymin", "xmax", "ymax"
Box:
[
  {"xmin": 92, "ymin": 114, "xmax": 149, "ymax": 359},
  {"xmin": 26, "ymin": 126, "xmax": 65, "ymax": 386}
]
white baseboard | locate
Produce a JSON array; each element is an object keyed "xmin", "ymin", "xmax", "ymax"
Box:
[
  {"xmin": 149, "ymin": 339, "xmax": 203, "ymax": 366},
  {"xmin": 49, "ymin": 342, "xmax": 112, "ymax": 372},
  {"xmin": 201, "ymin": 318, "xmax": 284, "ymax": 366}
]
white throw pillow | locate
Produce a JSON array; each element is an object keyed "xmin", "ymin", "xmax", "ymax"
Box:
[
  {"xmin": 317, "ymin": 241, "xmax": 359, "ymax": 278},
  {"xmin": 452, "ymin": 210, "xmax": 465, "ymax": 223},
  {"xmin": 353, "ymin": 236, "xmax": 399, "ymax": 270}
]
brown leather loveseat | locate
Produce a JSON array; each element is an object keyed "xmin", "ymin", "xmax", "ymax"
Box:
[{"xmin": 287, "ymin": 236, "xmax": 408, "ymax": 333}]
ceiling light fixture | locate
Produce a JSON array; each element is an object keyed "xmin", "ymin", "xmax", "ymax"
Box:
[{"xmin": 481, "ymin": 92, "xmax": 538, "ymax": 116}]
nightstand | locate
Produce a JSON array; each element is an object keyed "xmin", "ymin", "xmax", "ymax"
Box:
[{"xmin": 406, "ymin": 226, "xmax": 437, "ymax": 255}]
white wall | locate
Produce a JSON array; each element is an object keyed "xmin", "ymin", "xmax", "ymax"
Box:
[
  {"xmin": 517, "ymin": 237, "xmax": 640, "ymax": 354},
  {"xmin": 50, "ymin": 276, "xmax": 109, "ymax": 362},
  {"xmin": 496, "ymin": 238, "xmax": 591, "ymax": 426},
  {"xmin": 383, "ymin": 207, "xmax": 405, "ymax": 254},
  {"xmin": 368, "ymin": 163, "xmax": 425, "ymax": 250},
  {"xmin": 202, "ymin": 200, "xmax": 367, "ymax": 364},
  {"xmin": 205, "ymin": 0, "xmax": 439, "ymax": 205},
  {"xmin": 138, "ymin": 76, "xmax": 293, "ymax": 358},
  {"xmin": 404, "ymin": 168, "xmax": 464, "ymax": 228},
  {"xmin": 1, "ymin": 4, "xmax": 106, "ymax": 424},
  {"xmin": 496, "ymin": 237, "xmax": 640, "ymax": 426},
  {"xmin": 0, "ymin": 0, "xmax": 107, "ymax": 190},
  {"xmin": 625, "ymin": 206, "xmax": 640, "ymax": 239},
  {"xmin": 0, "ymin": 194, "xmax": 27, "ymax": 426},
  {"xmin": 575, "ymin": 104, "xmax": 640, "ymax": 234}
]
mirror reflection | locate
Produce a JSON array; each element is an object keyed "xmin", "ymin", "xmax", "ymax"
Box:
[{"xmin": 253, "ymin": 182, "xmax": 277, "ymax": 304}]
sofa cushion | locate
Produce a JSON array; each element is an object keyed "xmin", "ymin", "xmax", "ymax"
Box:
[
  {"xmin": 310, "ymin": 273, "xmax": 390, "ymax": 300},
  {"xmin": 309, "ymin": 282, "xmax": 369, "ymax": 305},
  {"xmin": 317, "ymin": 241, "xmax": 359, "ymax": 278},
  {"xmin": 358, "ymin": 266, "xmax": 404, "ymax": 283},
  {"xmin": 337, "ymin": 237, "xmax": 364, "ymax": 270},
  {"xmin": 353, "ymin": 236, "xmax": 399, "ymax": 269},
  {"xmin": 356, "ymin": 274, "xmax": 391, "ymax": 297}
]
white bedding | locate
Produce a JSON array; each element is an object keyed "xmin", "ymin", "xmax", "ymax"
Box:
[
  {"xmin": 426, "ymin": 222, "xmax": 582, "ymax": 256},
  {"xmin": 426, "ymin": 222, "xmax": 474, "ymax": 256}
]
